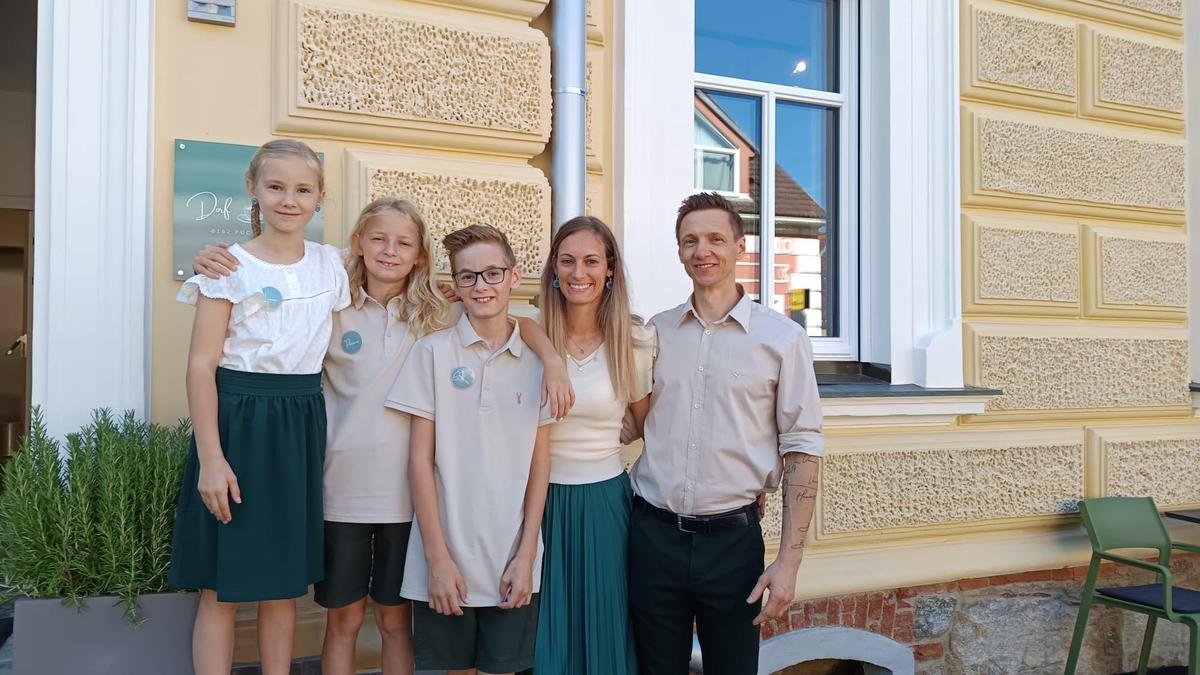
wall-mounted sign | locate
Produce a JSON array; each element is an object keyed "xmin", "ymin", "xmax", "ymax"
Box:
[
  {"xmin": 172, "ymin": 140, "xmax": 324, "ymax": 280},
  {"xmin": 187, "ymin": 0, "xmax": 236, "ymax": 26}
]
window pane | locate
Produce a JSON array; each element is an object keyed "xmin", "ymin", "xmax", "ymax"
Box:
[
  {"xmin": 697, "ymin": 150, "xmax": 735, "ymax": 193},
  {"xmin": 695, "ymin": 0, "xmax": 839, "ymax": 91},
  {"xmin": 694, "ymin": 88, "xmax": 763, "ymax": 301},
  {"xmin": 772, "ymin": 100, "xmax": 836, "ymax": 336}
]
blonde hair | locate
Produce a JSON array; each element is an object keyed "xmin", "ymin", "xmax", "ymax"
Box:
[
  {"xmin": 442, "ymin": 225, "xmax": 517, "ymax": 271},
  {"xmin": 245, "ymin": 139, "xmax": 324, "ymax": 236},
  {"xmin": 347, "ymin": 197, "xmax": 450, "ymax": 338},
  {"xmin": 539, "ymin": 216, "xmax": 643, "ymax": 402}
]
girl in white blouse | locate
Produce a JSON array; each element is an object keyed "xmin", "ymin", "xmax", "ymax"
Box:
[
  {"xmin": 169, "ymin": 139, "xmax": 351, "ymax": 675},
  {"xmin": 534, "ymin": 215, "xmax": 655, "ymax": 674}
]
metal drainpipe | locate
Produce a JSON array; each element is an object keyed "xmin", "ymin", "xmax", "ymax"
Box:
[{"xmin": 550, "ymin": 0, "xmax": 588, "ymax": 232}]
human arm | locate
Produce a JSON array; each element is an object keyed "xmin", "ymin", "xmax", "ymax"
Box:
[
  {"xmin": 409, "ymin": 415, "xmax": 469, "ymax": 616},
  {"xmin": 516, "ymin": 316, "xmax": 574, "ymax": 420},
  {"xmin": 192, "ymin": 243, "xmax": 238, "ymax": 279},
  {"xmin": 498, "ymin": 424, "xmax": 551, "ymax": 609},
  {"xmin": 747, "ymin": 329, "xmax": 824, "ymax": 624},
  {"xmin": 748, "ymin": 453, "xmax": 819, "ymax": 624},
  {"xmin": 185, "ymin": 295, "xmax": 241, "ymax": 524}
]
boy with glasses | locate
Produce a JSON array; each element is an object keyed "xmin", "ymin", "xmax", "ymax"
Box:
[{"xmin": 387, "ymin": 225, "xmax": 553, "ymax": 675}]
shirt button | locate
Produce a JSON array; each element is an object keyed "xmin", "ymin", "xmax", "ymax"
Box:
[
  {"xmin": 697, "ymin": 365, "xmax": 704, "ymax": 372},
  {"xmin": 689, "ymin": 443, "xmax": 696, "ymax": 449},
  {"xmin": 693, "ymin": 403, "xmax": 701, "ymax": 409},
  {"xmin": 704, "ymin": 329, "xmax": 713, "ymax": 335}
]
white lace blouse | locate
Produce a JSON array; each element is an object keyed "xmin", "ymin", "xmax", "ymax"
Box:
[{"xmin": 177, "ymin": 241, "xmax": 352, "ymax": 375}]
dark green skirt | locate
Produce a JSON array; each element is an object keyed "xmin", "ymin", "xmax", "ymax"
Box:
[
  {"xmin": 168, "ymin": 367, "xmax": 326, "ymax": 602},
  {"xmin": 534, "ymin": 472, "xmax": 637, "ymax": 674}
]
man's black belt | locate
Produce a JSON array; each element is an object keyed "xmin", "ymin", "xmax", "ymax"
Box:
[{"xmin": 634, "ymin": 496, "xmax": 756, "ymax": 534}]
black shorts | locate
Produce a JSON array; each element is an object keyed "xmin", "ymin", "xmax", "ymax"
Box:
[
  {"xmin": 314, "ymin": 521, "xmax": 411, "ymax": 609},
  {"xmin": 412, "ymin": 595, "xmax": 539, "ymax": 672}
]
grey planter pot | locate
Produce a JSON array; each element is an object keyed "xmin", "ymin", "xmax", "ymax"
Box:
[{"xmin": 13, "ymin": 591, "xmax": 197, "ymax": 674}]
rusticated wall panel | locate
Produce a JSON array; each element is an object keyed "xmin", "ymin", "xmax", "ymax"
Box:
[
  {"xmin": 1096, "ymin": 32, "xmax": 1184, "ymax": 112},
  {"xmin": 821, "ymin": 444, "xmax": 1082, "ymax": 534},
  {"xmin": 1105, "ymin": 438, "xmax": 1200, "ymax": 506},
  {"xmin": 972, "ymin": 331, "xmax": 1190, "ymax": 411},
  {"xmin": 973, "ymin": 115, "xmax": 1185, "ymax": 211},
  {"xmin": 975, "ymin": 8, "xmax": 1076, "ymax": 96},
  {"xmin": 367, "ymin": 169, "xmax": 549, "ymax": 276},
  {"xmin": 977, "ymin": 224, "xmax": 1079, "ymax": 303},
  {"xmin": 1099, "ymin": 235, "xmax": 1187, "ymax": 308},
  {"xmin": 297, "ymin": 4, "xmax": 547, "ymax": 134}
]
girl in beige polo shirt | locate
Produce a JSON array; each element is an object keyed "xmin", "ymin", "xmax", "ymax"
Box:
[
  {"xmin": 533, "ymin": 215, "xmax": 656, "ymax": 674},
  {"xmin": 192, "ymin": 199, "xmax": 571, "ymax": 675}
]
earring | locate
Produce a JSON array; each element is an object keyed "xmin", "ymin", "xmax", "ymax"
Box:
[
  {"xmin": 551, "ymin": 277, "xmax": 560, "ymax": 289},
  {"xmin": 315, "ymin": 204, "xmax": 322, "ymax": 213},
  {"xmin": 605, "ymin": 277, "xmax": 613, "ymax": 290}
]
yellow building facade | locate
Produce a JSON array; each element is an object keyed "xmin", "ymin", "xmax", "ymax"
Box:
[{"xmin": 8, "ymin": 0, "xmax": 1194, "ymax": 671}]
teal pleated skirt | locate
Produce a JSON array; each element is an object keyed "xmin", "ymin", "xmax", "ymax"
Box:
[
  {"xmin": 168, "ymin": 367, "xmax": 327, "ymax": 602},
  {"xmin": 533, "ymin": 472, "xmax": 638, "ymax": 674}
]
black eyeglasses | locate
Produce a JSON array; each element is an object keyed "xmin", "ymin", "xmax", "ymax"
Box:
[{"xmin": 452, "ymin": 266, "xmax": 511, "ymax": 288}]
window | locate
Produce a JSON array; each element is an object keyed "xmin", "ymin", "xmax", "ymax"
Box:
[{"xmin": 693, "ymin": 0, "xmax": 857, "ymax": 358}]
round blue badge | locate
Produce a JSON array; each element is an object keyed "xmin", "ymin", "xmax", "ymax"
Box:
[
  {"xmin": 450, "ymin": 366, "xmax": 475, "ymax": 389},
  {"xmin": 341, "ymin": 331, "xmax": 363, "ymax": 354},
  {"xmin": 262, "ymin": 286, "xmax": 283, "ymax": 309}
]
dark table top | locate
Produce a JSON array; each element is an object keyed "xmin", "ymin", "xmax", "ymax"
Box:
[{"xmin": 1164, "ymin": 509, "xmax": 1200, "ymax": 524}]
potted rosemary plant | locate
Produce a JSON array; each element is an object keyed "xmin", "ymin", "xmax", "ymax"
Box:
[{"xmin": 0, "ymin": 409, "xmax": 197, "ymax": 674}]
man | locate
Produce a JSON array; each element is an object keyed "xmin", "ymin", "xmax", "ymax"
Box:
[{"xmin": 629, "ymin": 192, "xmax": 824, "ymax": 675}]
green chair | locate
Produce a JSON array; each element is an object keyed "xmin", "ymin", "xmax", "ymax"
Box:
[{"xmin": 1065, "ymin": 496, "xmax": 1200, "ymax": 675}]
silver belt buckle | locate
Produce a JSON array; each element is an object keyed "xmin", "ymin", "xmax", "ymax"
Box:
[{"xmin": 676, "ymin": 513, "xmax": 699, "ymax": 534}]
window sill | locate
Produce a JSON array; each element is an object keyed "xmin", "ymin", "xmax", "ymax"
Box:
[{"xmin": 818, "ymin": 383, "xmax": 1002, "ymax": 428}]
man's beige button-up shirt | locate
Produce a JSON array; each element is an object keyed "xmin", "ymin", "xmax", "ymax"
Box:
[{"xmin": 630, "ymin": 291, "xmax": 824, "ymax": 516}]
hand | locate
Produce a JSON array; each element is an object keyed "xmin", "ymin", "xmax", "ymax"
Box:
[
  {"xmin": 192, "ymin": 243, "xmax": 237, "ymax": 279},
  {"xmin": 756, "ymin": 491, "xmax": 768, "ymax": 519},
  {"xmin": 436, "ymin": 281, "xmax": 460, "ymax": 303},
  {"xmin": 497, "ymin": 555, "xmax": 534, "ymax": 609},
  {"xmin": 747, "ymin": 558, "xmax": 801, "ymax": 626},
  {"xmin": 197, "ymin": 456, "xmax": 241, "ymax": 524},
  {"xmin": 427, "ymin": 556, "xmax": 468, "ymax": 616},
  {"xmin": 540, "ymin": 360, "xmax": 575, "ymax": 420}
]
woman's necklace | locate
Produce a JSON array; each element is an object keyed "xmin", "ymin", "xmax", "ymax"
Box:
[{"xmin": 566, "ymin": 332, "xmax": 603, "ymax": 368}]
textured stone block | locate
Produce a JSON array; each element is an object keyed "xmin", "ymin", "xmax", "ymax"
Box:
[
  {"xmin": 344, "ymin": 150, "xmax": 550, "ymax": 279},
  {"xmin": 971, "ymin": 113, "xmax": 1185, "ymax": 212},
  {"xmin": 1104, "ymin": 437, "xmax": 1200, "ymax": 506},
  {"xmin": 1096, "ymin": 33, "xmax": 1183, "ymax": 112},
  {"xmin": 976, "ymin": 222, "xmax": 1078, "ymax": 303},
  {"xmin": 297, "ymin": 4, "xmax": 546, "ymax": 133},
  {"xmin": 820, "ymin": 442, "xmax": 1082, "ymax": 534},
  {"xmin": 974, "ymin": 7, "xmax": 1076, "ymax": 96},
  {"xmin": 1099, "ymin": 235, "xmax": 1187, "ymax": 308},
  {"xmin": 275, "ymin": 1, "xmax": 551, "ymax": 155},
  {"xmin": 1105, "ymin": 0, "xmax": 1182, "ymax": 18},
  {"xmin": 968, "ymin": 324, "xmax": 1191, "ymax": 412}
]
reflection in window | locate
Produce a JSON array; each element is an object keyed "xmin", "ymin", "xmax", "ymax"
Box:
[
  {"xmin": 695, "ymin": 0, "xmax": 839, "ymax": 92},
  {"xmin": 694, "ymin": 89, "xmax": 763, "ymax": 302}
]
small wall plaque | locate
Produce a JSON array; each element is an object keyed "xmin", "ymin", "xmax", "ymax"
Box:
[
  {"xmin": 187, "ymin": 0, "xmax": 235, "ymax": 27},
  {"xmin": 172, "ymin": 140, "xmax": 324, "ymax": 280}
]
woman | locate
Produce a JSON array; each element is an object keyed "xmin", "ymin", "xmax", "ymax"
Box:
[{"xmin": 534, "ymin": 215, "xmax": 654, "ymax": 674}]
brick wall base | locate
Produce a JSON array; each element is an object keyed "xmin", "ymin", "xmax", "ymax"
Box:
[{"xmin": 759, "ymin": 554, "xmax": 1200, "ymax": 674}]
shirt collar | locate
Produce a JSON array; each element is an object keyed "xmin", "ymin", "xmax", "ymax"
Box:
[
  {"xmin": 354, "ymin": 286, "xmax": 406, "ymax": 314},
  {"xmin": 454, "ymin": 312, "xmax": 523, "ymax": 358},
  {"xmin": 677, "ymin": 285, "xmax": 753, "ymax": 332}
]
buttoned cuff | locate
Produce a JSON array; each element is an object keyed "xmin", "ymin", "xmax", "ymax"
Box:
[{"xmin": 779, "ymin": 431, "xmax": 825, "ymax": 457}]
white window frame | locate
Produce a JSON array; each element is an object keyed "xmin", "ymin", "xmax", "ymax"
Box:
[
  {"xmin": 618, "ymin": 0, "xmax": 963, "ymax": 387},
  {"xmin": 694, "ymin": 1, "xmax": 858, "ymax": 359},
  {"xmin": 692, "ymin": 145, "xmax": 740, "ymax": 196}
]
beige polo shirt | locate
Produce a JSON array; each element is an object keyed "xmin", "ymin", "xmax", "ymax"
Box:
[
  {"xmin": 322, "ymin": 288, "xmax": 461, "ymax": 523},
  {"xmin": 386, "ymin": 313, "xmax": 553, "ymax": 607},
  {"xmin": 630, "ymin": 291, "xmax": 824, "ymax": 516}
]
